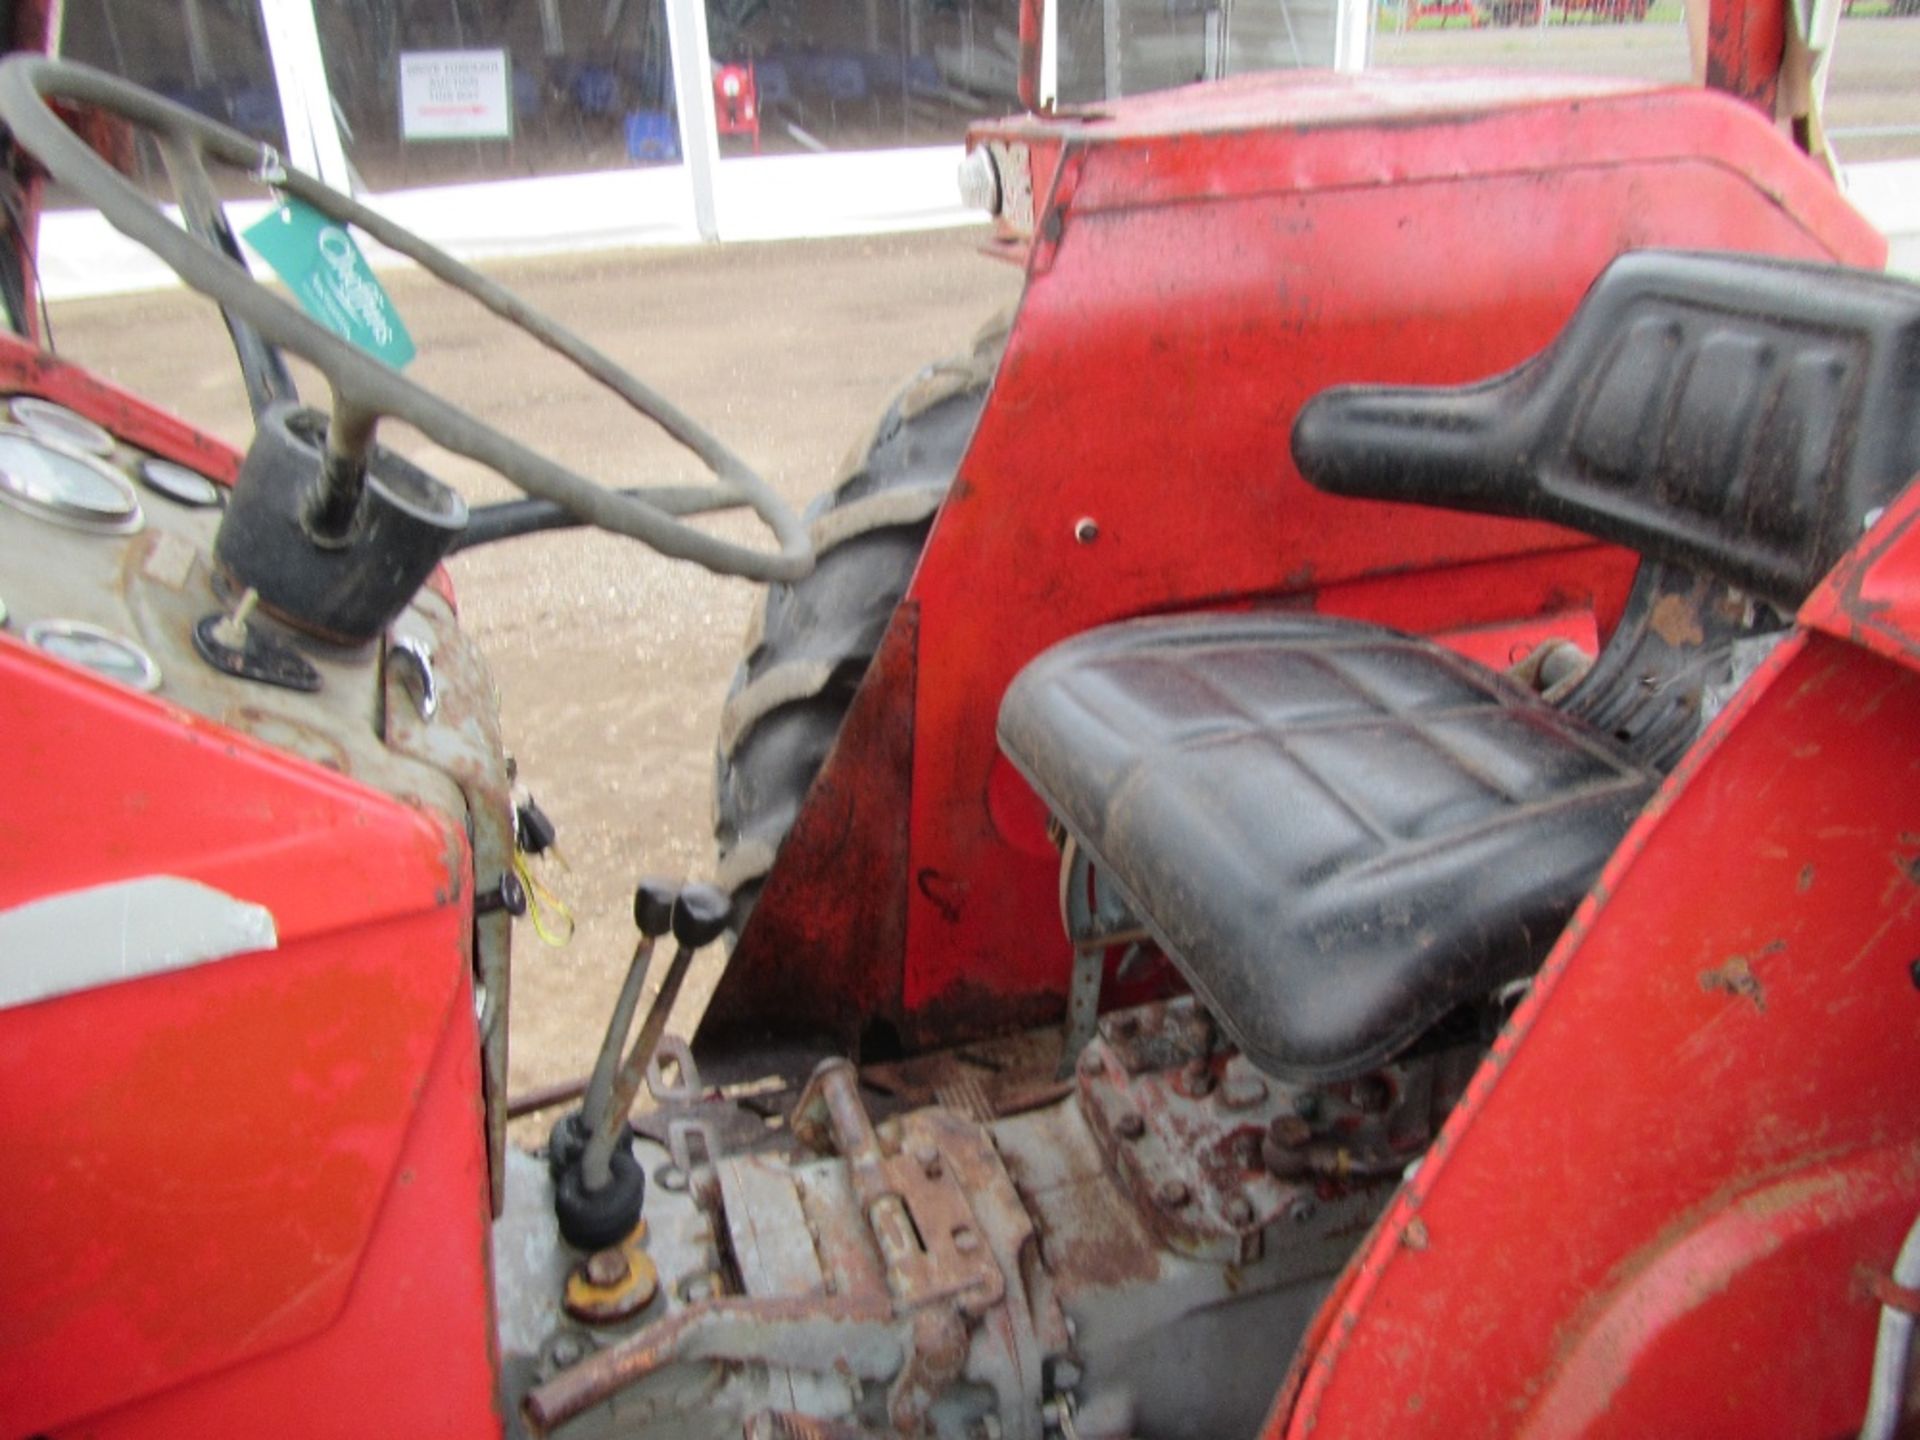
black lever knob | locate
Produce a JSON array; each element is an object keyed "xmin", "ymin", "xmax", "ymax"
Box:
[
  {"xmin": 633, "ymin": 877, "xmax": 679, "ymax": 938},
  {"xmin": 671, "ymin": 883, "xmax": 731, "ymax": 949}
]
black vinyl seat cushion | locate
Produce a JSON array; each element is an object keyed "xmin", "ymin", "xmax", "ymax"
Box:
[{"xmin": 998, "ymin": 614, "xmax": 1660, "ymax": 1082}]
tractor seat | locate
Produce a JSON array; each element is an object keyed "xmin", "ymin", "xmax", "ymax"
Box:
[
  {"xmin": 998, "ymin": 250, "xmax": 1920, "ymax": 1084},
  {"xmin": 998, "ymin": 613, "xmax": 1657, "ymax": 1081}
]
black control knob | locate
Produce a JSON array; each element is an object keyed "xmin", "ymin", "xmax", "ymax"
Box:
[
  {"xmin": 632, "ymin": 877, "xmax": 679, "ymax": 937},
  {"xmin": 671, "ymin": 883, "xmax": 730, "ymax": 949}
]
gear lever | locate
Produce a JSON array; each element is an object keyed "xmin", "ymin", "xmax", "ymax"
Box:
[{"xmin": 551, "ymin": 880, "xmax": 729, "ymax": 1250}]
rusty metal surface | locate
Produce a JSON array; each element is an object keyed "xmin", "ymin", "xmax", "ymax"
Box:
[
  {"xmin": 795, "ymin": 1065, "xmax": 1067, "ymax": 1437},
  {"xmin": 879, "ymin": 1111, "xmax": 1010, "ymax": 1314},
  {"xmin": 793, "ymin": 1061, "xmax": 1008, "ymax": 1316},
  {"xmin": 861, "ymin": 1026, "xmax": 1072, "ymax": 1122},
  {"xmin": 528, "ymin": 1063, "xmax": 1064, "ymax": 1438},
  {"xmin": 993, "ymin": 1094, "xmax": 1371, "ymax": 1440},
  {"xmin": 1072, "ymin": 1002, "xmax": 1463, "ymax": 1265},
  {"xmin": 522, "ymin": 1293, "xmax": 907, "ymax": 1435}
]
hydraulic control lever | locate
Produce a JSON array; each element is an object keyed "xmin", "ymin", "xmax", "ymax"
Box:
[
  {"xmin": 546, "ymin": 879, "xmax": 673, "ymax": 1178},
  {"xmin": 550, "ymin": 878, "xmax": 729, "ymax": 1251}
]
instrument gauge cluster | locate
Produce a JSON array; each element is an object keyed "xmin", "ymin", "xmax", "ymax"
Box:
[
  {"xmin": 0, "ymin": 424, "xmax": 145, "ymax": 535},
  {"xmin": 0, "ymin": 395, "xmax": 229, "ymax": 699}
]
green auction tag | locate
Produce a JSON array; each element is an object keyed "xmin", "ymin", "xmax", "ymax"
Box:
[{"xmin": 242, "ymin": 197, "xmax": 415, "ymax": 369}]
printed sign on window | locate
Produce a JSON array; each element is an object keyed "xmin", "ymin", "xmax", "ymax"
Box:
[{"xmin": 399, "ymin": 49, "xmax": 512, "ymax": 141}]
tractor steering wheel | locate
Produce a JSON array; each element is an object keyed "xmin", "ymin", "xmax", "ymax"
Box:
[{"xmin": 0, "ymin": 56, "xmax": 814, "ymax": 583}]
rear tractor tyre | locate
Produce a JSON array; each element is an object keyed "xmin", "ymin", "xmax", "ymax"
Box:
[{"xmin": 711, "ymin": 308, "xmax": 1011, "ymax": 937}]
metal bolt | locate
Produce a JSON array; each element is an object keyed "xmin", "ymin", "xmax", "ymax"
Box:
[
  {"xmin": 585, "ymin": 1248, "xmax": 629, "ymax": 1287},
  {"xmin": 1115, "ymin": 1111, "xmax": 1145, "ymax": 1140},
  {"xmin": 1155, "ymin": 1179, "xmax": 1191, "ymax": 1209},
  {"xmin": 474, "ymin": 869, "xmax": 527, "ymax": 917},
  {"xmin": 1073, "ymin": 516, "xmax": 1100, "ymax": 544},
  {"xmin": 1268, "ymin": 1114, "xmax": 1313, "ymax": 1148},
  {"xmin": 1053, "ymin": 1359, "xmax": 1084, "ymax": 1391},
  {"xmin": 680, "ymin": 1275, "xmax": 715, "ymax": 1304},
  {"xmin": 1079, "ymin": 1048, "xmax": 1103, "ymax": 1077},
  {"xmin": 1225, "ymin": 1195, "xmax": 1257, "ymax": 1227},
  {"xmin": 549, "ymin": 1332, "xmax": 586, "ymax": 1368},
  {"xmin": 953, "ymin": 1226, "xmax": 981, "ymax": 1255}
]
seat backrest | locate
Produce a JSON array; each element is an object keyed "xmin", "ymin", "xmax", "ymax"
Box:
[{"xmin": 1290, "ymin": 250, "xmax": 1920, "ymax": 614}]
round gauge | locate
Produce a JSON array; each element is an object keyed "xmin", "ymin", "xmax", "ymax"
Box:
[
  {"xmin": 0, "ymin": 426, "xmax": 143, "ymax": 533},
  {"xmin": 23, "ymin": 619, "xmax": 162, "ymax": 691},
  {"xmin": 138, "ymin": 457, "xmax": 223, "ymax": 508},
  {"xmin": 9, "ymin": 396, "xmax": 116, "ymax": 456}
]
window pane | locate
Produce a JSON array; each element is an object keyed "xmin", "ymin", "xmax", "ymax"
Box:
[
  {"xmin": 58, "ymin": 0, "xmax": 290, "ymax": 204},
  {"xmin": 318, "ymin": 0, "xmax": 682, "ymax": 189},
  {"xmin": 705, "ymin": 0, "xmax": 1021, "ymax": 153}
]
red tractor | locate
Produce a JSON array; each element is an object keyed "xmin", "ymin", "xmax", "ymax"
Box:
[{"xmin": 1, "ymin": 0, "xmax": 1916, "ymax": 1436}]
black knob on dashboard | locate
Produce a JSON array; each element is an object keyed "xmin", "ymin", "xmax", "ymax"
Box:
[
  {"xmin": 633, "ymin": 877, "xmax": 678, "ymax": 938},
  {"xmin": 671, "ymin": 884, "xmax": 730, "ymax": 949},
  {"xmin": 214, "ymin": 404, "xmax": 466, "ymax": 643}
]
